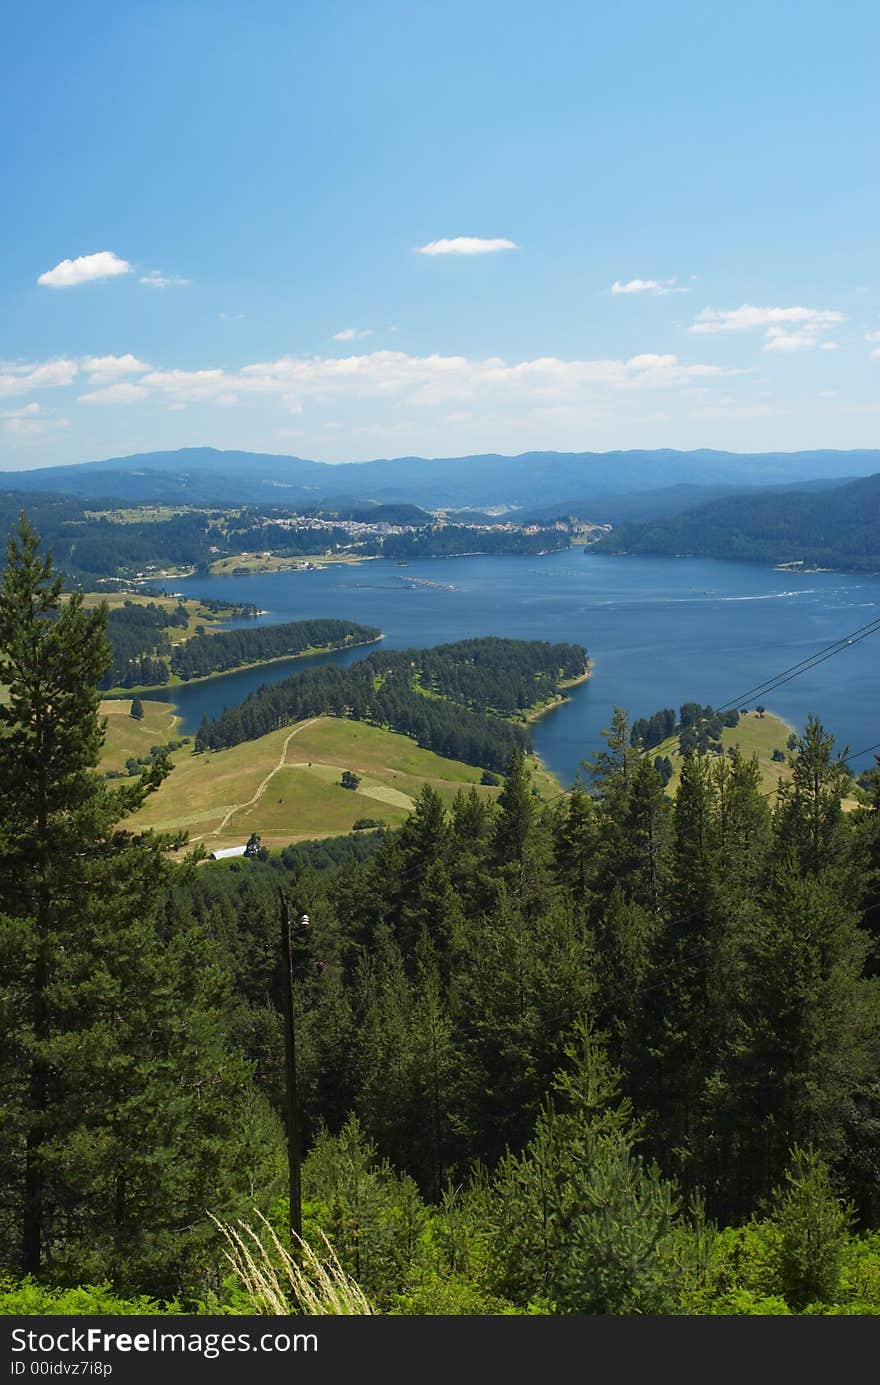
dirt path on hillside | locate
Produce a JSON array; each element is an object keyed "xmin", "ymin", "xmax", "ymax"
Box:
[{"xmin": 191, "ymin": 719, "xmax": 318, "ymax": 843}]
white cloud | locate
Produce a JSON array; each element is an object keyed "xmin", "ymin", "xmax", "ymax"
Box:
[
  {"xmin": 611, "ymin": 278, "xmax": 686, "ymax": 296},
  {"xmin": 333, "ymin": 328, "xmax": 373, "ymax": 341},
  {"xmin": 0, "ymin": 358, "xmax": 78, "ymax": 397},
  {"xmin": 691, "ymin": 304, "xmax": 845, "ymax": 354},
  {"xmin": 819, "ymin": 341, "xmax": 841, "ymax": 351},
  {"xmin": 78, "ymin": 382, "xmax": 149, "ymax": 404},
  {"xmin": 152, "ymin": 348, "xmax": 746, "ymax": 412},
  {"xmin": 691, "ymin": 304, "xmax": 846, "ymax": 334},
  {"xmin": 0, "ymin": 346, "xmax": 751, "ymax": 433},
  {"xmin": 139, "ymin": 270, "xmax": 190, "ymax": 288},
  {"xmin": 865, "ymin": 330, "xmax": 880, "ymax": 343},
  {"xmin": 692, "ymin": 305, "xmax": 844, "ymax": 356},
  {"xmin": 417, "ymin": 237, "xmax": 518, "ymax": 256},
  {"xmin": 762, "ymin": 329, "xmax": 819, "ymax": 353},
  {"xmin": 80, "ymin": 354, "xmax": 151, "ymax": 383},
  {"xmin": 0, "ymin": 403, "xmax": 69, "ymax": 438},
  {"xmin": 37, "ymin": 251, "xmax": 131, "ymax": 288},
  {"xmin": 871, "ymin": 348, "xmax": 880, "ymax": 362},
  {"xmin": 138, "ymin": 368, "xmax": 234, "ymax": 404}
]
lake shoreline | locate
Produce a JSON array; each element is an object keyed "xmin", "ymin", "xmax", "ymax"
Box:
[
  {"xmin": 521, "ymin": 666, "xmax": 593, "ymax": 725},
  {"xmin": 101, "ymin": 634, "xmax": 384, "ymax": 700}
]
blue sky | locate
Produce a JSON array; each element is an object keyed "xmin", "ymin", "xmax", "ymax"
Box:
[{"xmin": 2, "ymin": 0, "xmax": 878, "ymax": 468}]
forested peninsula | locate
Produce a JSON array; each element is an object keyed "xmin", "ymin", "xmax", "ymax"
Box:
[
  {"xmin": 100, "ymin": 604, "xmax": 380, "ymax": 690},
  {"xmin": 195, "ymin": 637, "xmax": 589, "ymax": 771},
  {"xmin": 169, "ymin": 617, "xmax": 381, "ymax": 680}
]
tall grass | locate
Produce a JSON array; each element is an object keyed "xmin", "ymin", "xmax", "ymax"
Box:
[{"xmin": 211, "ymin": 1211, "xmax": 374, "ymax": 1315}]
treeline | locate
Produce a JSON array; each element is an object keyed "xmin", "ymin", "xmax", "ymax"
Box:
[
  {"xmin": 631, "ymin": 702, "xmax": 741, "ymax": 755},
  {"xmin": 223, "ymin": 521, "xmax": 355, "ymax": 556},
  {"xmin": 382, "ymin": 525, "xmax": 570, "ymax": 559},
  {"xmin": 313, "ymin": 502, "xmax": 432, "ymax": 524},
  {"xmin": 368, "ymin": 636, "xmax": 587, "ymax": 716},
  {"xmin": 100, "ymin": 601, "xmax": 188, "ymax": 688},
  {"xmin": 596, "ymin": 471, "xmax": 880, "ymax": 571},
  {"xmin": 195, "ymin": 638, "xmax": 588, "ymax": 770},
  {"xmin": 170, "ymin": 618, "xmax": 381, "ymax": 680},
  {"xmin": 195, "ymin": 661, "xmax": 530, "ymax": 770}
]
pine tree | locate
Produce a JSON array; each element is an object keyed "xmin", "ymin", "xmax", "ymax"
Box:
[
  {"xmin": 0, "ymin": 517, "xmax": 281, "ymax": 1292},
  {"xmin": 486, "ymin": 1021, "xmax": 683, "ymax": 1314},
  {"xmin": 491, "ymin": 747, "xmax": 535, "ymax": 868},
  {"xmin": 772, "ymin": 1146, "xmax": 853, "ymax": 1310},
  {"xmin": 553, "ymin": 782, "xmax": 597, "ymax": 908},
  {"xmin": 775, "ymin": 716, "xmax": 851, "ymax": 876},
  {"xmin": 129, "ymin": 697, "xmax": 145, "ymax": 720}
]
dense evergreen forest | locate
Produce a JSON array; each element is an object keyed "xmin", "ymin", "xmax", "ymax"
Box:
[
  {"xmin": 382, "ymin": 525, "xmax": 570, "ymax": 559},
  {"xmin": 595, "ymin": 472, "xmax": 880, "ymax": 571},
  {"xmin": 3, "ymin": 517, "xmax": 880, "ymax": 1317},
  {"xmin": 98, "ymin": 606, "xmax": 380, "ymax": 690},
  {"xmin": 169, "ymin": 618, "xmax": 381, "ymax": 680},
  {"xmin": 195, "ymin": 638, "xmax": 588, "ymax": 771},
  {"xmin": 99, "ymin": 601, "xmax": 185, "ymax": 688}
]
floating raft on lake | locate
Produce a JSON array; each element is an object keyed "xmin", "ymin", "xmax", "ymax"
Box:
[{"xmin": 334, "ymin": 574, "xmax": 460, "ymax": 593}]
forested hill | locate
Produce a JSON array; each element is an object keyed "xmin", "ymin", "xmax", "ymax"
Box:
[
  {"xmin": 170, "ymin": 618, "xmax": 380, "ymax": 680},
  {"xmin": 595, "ymin": 471, "xmax": 880, "ymax": 570},
  {"xmin": 195, "ymin": 636, "xmax": 589, "ymax": 770},
  {"xmin": 382, "ymin": 525, "xmax": 569, "ymax": 559}
]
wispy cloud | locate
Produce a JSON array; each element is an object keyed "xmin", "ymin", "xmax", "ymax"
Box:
[
  {"xmin": 37, "ymin": 251, "xmax": 131, "ymax": 288},
  {"xmin": 78, "ymin": 382, "xmax": 149, "ymax": 405},
  {"xmin": 0, "ymin": 402, "xmax": 69, "ymax": 437},
  {"xmin": 333, "ymin": 327, "xmax": 373, "ymax": 341},
  {"xmin": 0, "ymin": 358, "xmax": 78, "ymax": 397},
  {"xmin": 865, "ymin": 330, "xmax": 880, "ymax": 343},
  {"xmin": 691, "ymin": 303, "xmax": 845, "ymax": 353},
  {"xmin": 59, "ymin": 348, "xmax": 748, "ymax": 416},
  {"xmin": 417, "ymin": 237, "xmax": 518, "ymax": 256},
  {"xmin": 691, "ymin": 304, "xmax": 846, "ymax": 333},
  {"xmin": 80, "ymin": 354, "xmax": 151, "ymax": 383},
  {"xmin": 139, "ymin": 269, "xmax": 190, "ymax": 288},
  {"xmin": 611, "ymin": 277, "xmax": 686, "ymax": 296}
]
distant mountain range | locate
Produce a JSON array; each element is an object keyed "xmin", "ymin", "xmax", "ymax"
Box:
[
  {"xmin": 595, "ymin": 471, "xmax": 880, "ymax": 571},
  {"xmin": 3, "ymin": 446, "xmax": 880, "ymax": 512}
]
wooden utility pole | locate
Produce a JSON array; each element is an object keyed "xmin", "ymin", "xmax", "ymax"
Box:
[{"xmin": 278, "ymin": 889, "xmax": 302, "ymax": 1248}]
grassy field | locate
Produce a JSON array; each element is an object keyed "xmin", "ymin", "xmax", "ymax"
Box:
[
  {"xmin": 82, "ymin": 591, "xmax": 248, "ymax": 646},
  {"xmin": 104, "ymin": 711, "xmax": 561, "ymax": 852},
  {"xmin": 208, "ymin": 551, "xmax": 375, "ymax": 575},
  {"xmin": 83, "ymin": 506, "xmax": 204, "ymax": 524},
  {"xmin": 99, "ymin": 699, "xmax": 183, "ymax": 772},
  {"xmin": 651, "ymin": 709, "xmax": 796, "ymax": 799}
]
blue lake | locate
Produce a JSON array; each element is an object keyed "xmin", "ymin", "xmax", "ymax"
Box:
[{"xmin": 150, "ymin": 551, "xmax": 880, "ymax": 788}]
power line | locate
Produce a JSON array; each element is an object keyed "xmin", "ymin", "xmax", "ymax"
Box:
[{"xmin": 714, "ymin": 615, "xmax": 880, "ymax": 714}]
